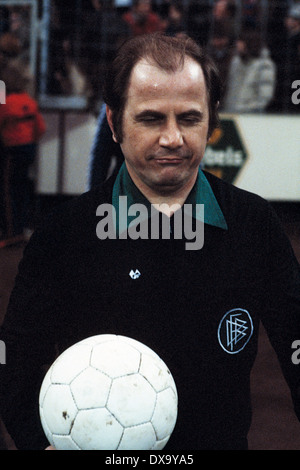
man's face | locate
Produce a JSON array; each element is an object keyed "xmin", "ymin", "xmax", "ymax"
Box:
[
  {"xmin": 107, "ymin": 57, "xmax": 210, "ymax": 196},
  {"xmin": 285, "ymin": 16, "xmax": 300, "ymax": 33},
  {"xmin": 236, "ymin": 39, "xmax": 247, "ymax": 57},
  {"xmin": 136, "ymin": 0, "xmax": 151, "ymax": 17}
]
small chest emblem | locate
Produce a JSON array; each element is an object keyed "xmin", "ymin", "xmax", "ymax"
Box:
[
  {"xmin": 218, "ymin": 308, "xmax": 253, "ymax": 354},
  {"xmin": 129, "ymin": 269, "xmax": 141, "ymax": 280}
]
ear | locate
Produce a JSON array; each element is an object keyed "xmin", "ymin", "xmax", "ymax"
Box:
[{"xmin": 106, "ymin": 105, "xmax": 118, "ymax": 143}]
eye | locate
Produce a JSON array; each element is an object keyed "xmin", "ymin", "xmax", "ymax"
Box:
[
  {"xmin": 141, "ymin": 116, "xmax": 161, "ymax": 123},
  {"xmin": 179, "ymin": 113, "xmax": 203, "ymax": 125},
  {"xmin": 180, "ymin": 117, "xmax": 201, "ymax": 125},
  {"xmin": 135, "ymin": 111, "xmax": 165, "ymax": 125}
]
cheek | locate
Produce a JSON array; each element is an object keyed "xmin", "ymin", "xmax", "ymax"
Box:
[
  {"xmin": 189, "ymin": 131, "xmax": 208, "ymax": 154},
  {"xmin": 124, "ymin": 126, "xmax": 157, "ymax": 153},
  {"xmin": 120, "ymin": 132, "xmax": 145, "ymax": 166}
]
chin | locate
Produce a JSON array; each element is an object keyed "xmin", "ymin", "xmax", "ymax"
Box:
[{"xmin": 150, "ymin": 175, "xmax": 187, "ymax": 192}]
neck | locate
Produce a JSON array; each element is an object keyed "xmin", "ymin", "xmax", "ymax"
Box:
[
  {"xmin": 126, "ymin": 165, "xmax": 198, "ymax": 216},
  {"xmin": 147, "ymin": 190, "xmax": 191, "ymax": 216}
]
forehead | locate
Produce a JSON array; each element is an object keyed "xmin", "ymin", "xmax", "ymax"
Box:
[{"xmin": 126, "ymin": 57, "xmax": 208, "ymax": 107}]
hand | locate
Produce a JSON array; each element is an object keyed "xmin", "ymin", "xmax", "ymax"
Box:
[{"xmin": 45, "ymin": 445, "xmax": 56, "ymax": 450}]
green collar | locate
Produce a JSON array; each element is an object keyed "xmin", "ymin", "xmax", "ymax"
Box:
[{"xmin": 112, "ymin": 163, "xmax": 228, "ymax": 236}]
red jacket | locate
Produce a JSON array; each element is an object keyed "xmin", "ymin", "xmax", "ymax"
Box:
[
  {"xmin": 0, "ymin": 92, "xmax": 46, "ymax": 147},
  {"xmin": 122, "ymin": 11, "xmax": 165, "ymax": 36}
]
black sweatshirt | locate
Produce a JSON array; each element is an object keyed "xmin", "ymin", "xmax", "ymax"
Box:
[{"xmin": 1, "ymin": 171, "xmax": 300, "ymax": 450}]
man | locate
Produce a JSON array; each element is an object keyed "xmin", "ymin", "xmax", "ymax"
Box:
[
  {"xmin": 222, "ymin": 30, "xmax": 276, "ymax": 113},
  {"xmin": 0, "ymin": 33, "xmax": 300, "ymax": 450},
  {"xmin": 206, "ymin": 23, "xmax": 234, "ymax": 107},
  {"xmin": 122, "ymin": 0, "xmax": 165, "ymax": 36},
  {"xmin": 80, "ymin": 0, "xmax": 130, "ymax": 108}
]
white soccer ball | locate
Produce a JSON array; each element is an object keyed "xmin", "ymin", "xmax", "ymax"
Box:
[{"xmin": 39, "ymin": 334, "xmax": 178, "ymax": 450}]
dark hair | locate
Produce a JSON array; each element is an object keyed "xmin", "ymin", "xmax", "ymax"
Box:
[
  {"xmin": 103, "ymin": 33, "xmax": 222, "ymax": 141},
  {"xmin": 238, "ymin": 30, "xmax": 262, "ymax": 58}
]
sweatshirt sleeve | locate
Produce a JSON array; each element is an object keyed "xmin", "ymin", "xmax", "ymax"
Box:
[
  {"xmin": 0, "ymin": 219, "xmax": 64, "ymax": 449},
  {"xmin": 259, "ymin": 204, "xmax": 300, "ymax": 420}
]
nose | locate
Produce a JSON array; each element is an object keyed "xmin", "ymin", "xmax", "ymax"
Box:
[{"xmin": 159, "ymin": 119, "xmax": 183, "ymax": 148}]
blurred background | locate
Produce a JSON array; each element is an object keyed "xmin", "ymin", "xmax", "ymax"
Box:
[{"xmin": 0, "ymin": 0, "xmax": 300, "ymax": 450}]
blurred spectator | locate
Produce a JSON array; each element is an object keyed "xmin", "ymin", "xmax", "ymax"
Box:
[
  {"xmin": 212, "ymin": 0, "xmax": 237, "ymax": 37},
  {"xmin": 0, "ymin": 32, "xmax": 21, "ymax": 64},
  {"xmin": 46, "ymin": 29, "xmax": 72, "ymax": 95},
  {"xmin": 213, "ymin": 0, "xmax": 236, "ymax": 20},
  {"xmin": 122, "ymin": 0, "xmax": 165, "ymax": 36},
  {"xmin": 87, "ymin": 103, "xmax": 124, "ymax": 189},
  {"xmin": 222, "ymin": 30, "xmax": 276, "ymax": 113},
  {"xmin": 47, "ymin": 0, "xmax": 130, "ymax": 104},
  {"xmin": 265, "ymin": 0, "xmax": 289, "ymax": 112},
  {"xmin": 186, "ymin": 0, "xmax": 212, "ymax": 46},
  {"xmin": 81, "ymin": 0, "xmax": 130, "ymax": 108},
  {"xmin": 282, "ymin": 4, "xmax": 300, "ymax": 112},
  {"xmin": 0, "ymin": 7, "xmax": 9, "ymax": 35},
  {"xmin": 53, "ymin": 0, "xmax": 81, "ymax": 40},
  {"xmin": 53, "ymin": 37, "xmax": 91, "ymax": 97},
  {"xmin": 0, "ymin": 66, "xmax": 46, "ymax": 241},
  {"xmin": 153, "ymin": 0, "xmax": 172, "ymax": 21},
  {"xmin": 46, "ymin": 2, "xmax": 86, "ymax": 96},
  {"xmin": 241, "ymin": 0, "xmax": 260, "ymax": 30},
  {"xmin": 8, "ymin": 6, "xmax": 30, "ymax": 55},
  {"xmin": 165, "ymin": 1, "xmax": 187, "ymax": 37},
  {"xmin": 207, "ymin": 23, "xmax": 234, "ymax": 106},
  {"xmin": 0, "ymin": 32, "xmax": 33, "ymax": 94}
]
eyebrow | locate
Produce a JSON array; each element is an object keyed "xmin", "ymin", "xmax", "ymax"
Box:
[
  {"xmin": 134, "ymin": 109, "xmax": 204, "ymax": 120},
  {"xmin": 134, "ymin": 110, "xmax": 165, "ymax": 120},
  {"xmin": 178, "ymin": 110, "xmax": 204, "ymax": 120}
]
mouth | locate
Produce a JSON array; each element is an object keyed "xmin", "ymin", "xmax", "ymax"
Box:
[
  {"xmin": 154, "ymin": 157, "xmax": 184, "ymax": 164},
  {"xmin": 151, "ymin": 151, "xmax": 191, "ymax": 164}
]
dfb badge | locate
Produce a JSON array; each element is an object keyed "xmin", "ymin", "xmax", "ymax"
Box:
[{"xmin": 218, "ymin": 308, "xmax": 253, "ymax": 354}]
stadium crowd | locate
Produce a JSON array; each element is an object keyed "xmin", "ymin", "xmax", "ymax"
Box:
[{"xmin": 1, "ymin": 0, "xmax": 300, "ymax": 113}]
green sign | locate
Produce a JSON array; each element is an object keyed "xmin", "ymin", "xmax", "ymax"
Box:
[{"xmin": 202, "ymin": 118, "xmax": 248, "ymax": 184}]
